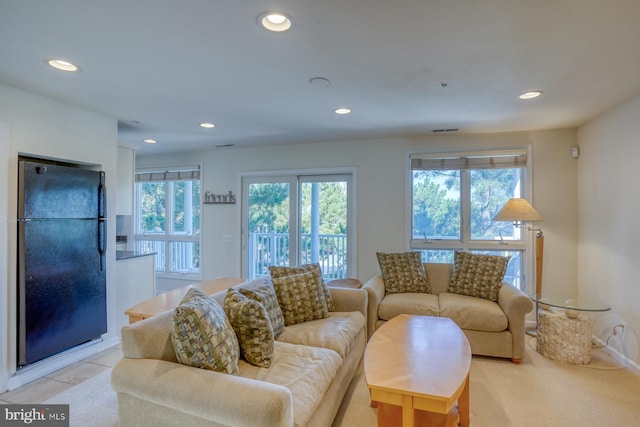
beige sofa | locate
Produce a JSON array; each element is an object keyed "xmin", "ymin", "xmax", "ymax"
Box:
[
  {"xmin": 363, "ymin": 263, "xmax": 533, "ymax": 363},
  {"xmin": 111, "ymin": 277, "xmax": 368, "ymax": 427}
]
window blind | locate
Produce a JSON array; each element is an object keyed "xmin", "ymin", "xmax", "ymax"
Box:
[
  {"xmin": 411, "ymin": 153, "xmax": 527, "ymax": 171},
  {"xmin": 135, "ymin": 166, "xmax": 200, "ymax": 182}
]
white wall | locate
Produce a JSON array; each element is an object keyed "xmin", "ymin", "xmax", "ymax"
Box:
[
  {"xmin": 137, "ymin": 129, "xmax": 579, "ymax": 304},
  {"xmin": 0, "ymin": 84, "xmax": 119, "ymax": 391},
  {"xmin": 577, "ymin": 93, "xmax": 640, "ymax": 367}
]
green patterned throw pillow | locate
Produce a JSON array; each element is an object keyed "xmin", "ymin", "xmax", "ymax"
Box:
[
  {"xmin": 171, "ymin": 288, "xmax": 240, "ymax": 375},
  {"xmin": 269, "ymin": 263, "xmax": 335, "ymax": 311},
  {"xmin": 223, "ymin": 289, "xmax": 274, "ymax": 368},
  {"xmin": 239, "ymin": 286, "xmax": 286, "ymax": 338},
  {"xmin": 376, "ymin": 252, "xmax": 431, "ymax": 294},
  {"xmin": 272, "ymin": 270, "xmax": 329, "ymax": 326},
  {"xmin": 448, "ymin": 251, "xmax": 510, "ymax": 302}
]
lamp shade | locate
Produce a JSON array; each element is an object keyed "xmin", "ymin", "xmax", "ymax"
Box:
[{"xmin": 493, "ymin": 198, "xmax": 543, "ymax": 222}]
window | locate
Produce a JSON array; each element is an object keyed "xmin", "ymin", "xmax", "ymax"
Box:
[
  {"xmin": 409, "ymin": 149, "xmax": 531, "ymax": 290},
  {"xmin": 134, "ymin": 165, "xmax": 201, "ymax": 279},
  {"xmin": 241, "ymin": 172, "xmax": 354, "ymax": 280}
]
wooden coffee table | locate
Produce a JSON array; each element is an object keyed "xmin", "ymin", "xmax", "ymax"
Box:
[{"xmin": 364, "ymin": 314, "xmax": 471, "ymax": 427}]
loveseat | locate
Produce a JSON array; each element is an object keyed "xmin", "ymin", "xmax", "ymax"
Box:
[
  {"xmin": 111, "ymin": 276, "xmax": 368, "ymax": 427},
  {"xmin": 364, "ymin": 261, "xmax": 533, "ymax": 363}
]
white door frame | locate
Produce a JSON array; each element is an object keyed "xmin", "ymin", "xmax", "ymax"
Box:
[{"xmin": 240, "ymin": 167, "xmax": 357, "ymax": 279}]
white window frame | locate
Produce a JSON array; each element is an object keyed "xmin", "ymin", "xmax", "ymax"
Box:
[
  {"xmin": 406, "ymin": 146, "xmax": 535, "ymax": 291},
  {"xmin": 240, "ymin": 167, "xmax": 357, "ymax": 280},
  {"xmin": 134, "ymin": 164, "xmax": 202, "ymax": 280}
]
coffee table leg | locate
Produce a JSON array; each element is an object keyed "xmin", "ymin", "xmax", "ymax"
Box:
[
  {"xmin": 458, "ymin": 374, "xmax": 470, "ymax": 427},
  {"xmin": 402, "ymin": 395, "xmax": 414, "ymax": 427}
]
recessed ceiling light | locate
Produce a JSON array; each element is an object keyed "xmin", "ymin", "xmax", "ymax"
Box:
[
  {"xmin": 47, "ymin": 59, "xmax": 80, "ymax": 72},
  {"xmin": 335, "ymin": 108, "xmax": 352, "ymax": 115},
  {"xmin": 258, "ymin": 12, "xmax": 293, "ymax": 32},
  {"xmin": 200, "ymin": 122, "xmax": 215, "ymax": 128},
  {"xmin": 143, "ymin": 139, "xmax": 157, "ymax": 144},
  {"xmin": 519, "ymin": 91, "xmax": 543, "ymax": 100}
]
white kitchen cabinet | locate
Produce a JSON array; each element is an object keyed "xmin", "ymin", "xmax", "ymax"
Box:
[
  {"xmin": 116, "ymin": 146, "xmax": 135, "ymax": 215},
  {"xmin": 116, "ymin": 253, "xmax": 156, "ymax": 330}
]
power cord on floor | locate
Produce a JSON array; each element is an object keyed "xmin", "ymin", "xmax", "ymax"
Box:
[{"xmin": 592, "ymin": 324, "xmax": 624, "ymax": 349}]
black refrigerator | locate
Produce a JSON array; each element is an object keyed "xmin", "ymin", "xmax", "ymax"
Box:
[{"xmin": 17, "ymin": 159, "xmax": 107, "ymax": 367}]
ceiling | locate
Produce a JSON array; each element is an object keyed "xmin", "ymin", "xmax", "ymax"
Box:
[{"xmin": 1, "ymin": 1, "xmax": 639, "ymax": 156}]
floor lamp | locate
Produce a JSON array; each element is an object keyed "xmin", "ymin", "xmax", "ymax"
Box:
[{"xmin": 492, "ymin": 198, "xmax": 545, "ymax": 296}]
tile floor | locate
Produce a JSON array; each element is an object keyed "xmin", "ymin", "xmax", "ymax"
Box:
[{"xmin": 0, "ymin": 345, "xmax": 122, "ymax": 404}]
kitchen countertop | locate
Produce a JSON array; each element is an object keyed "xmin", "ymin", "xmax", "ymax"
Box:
[{"xmin": 116, "ymin": 250, "xmax": 156, "ymax": 261}]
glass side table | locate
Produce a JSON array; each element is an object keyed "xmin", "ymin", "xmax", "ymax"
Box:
[{"xmin": 528, "ymin": 294, "xmax": 610, "ymax": 364}]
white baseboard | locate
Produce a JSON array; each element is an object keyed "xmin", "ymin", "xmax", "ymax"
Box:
[
  {"xmin": 591, "ymin": 335, "xmax": 640, "ymax": 376},
  {"xmin": 7, "ymin": 336, "xmax": 120, "ymax": 391}
]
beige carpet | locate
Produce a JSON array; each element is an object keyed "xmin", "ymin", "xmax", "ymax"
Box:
[{"xmin": 44, "ymin": 337, "xmax": 640, "ymax": 426}]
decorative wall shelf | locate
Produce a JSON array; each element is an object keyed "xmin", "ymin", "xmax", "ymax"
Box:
[{"xmin": 204, "ymin": 190, "xmax": 236, "ymax": 204}]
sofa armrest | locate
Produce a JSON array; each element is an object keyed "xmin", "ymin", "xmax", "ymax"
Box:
[
  {"xmin": 112, "ymin": 358, "xmax": 294, "ymax": 427},
  {"xmin": 498, "ymin": 282, "xmax": 534, "ymax": 360},
  {"xmin": 362, "ymin": 274, "xmax": 385, "ymax": 340},
  {"xmin": 329, "ymin": 287, "xmax": 368, "ymax": 319}
]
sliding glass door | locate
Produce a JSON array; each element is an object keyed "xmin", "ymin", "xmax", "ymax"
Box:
[
  {"xmin": 244, "ymin": 177, "xmax": 295, "ymax": 279},
  {"xmin": 242, "ymin": 173, "xmax": 353, "ymax": 280}
]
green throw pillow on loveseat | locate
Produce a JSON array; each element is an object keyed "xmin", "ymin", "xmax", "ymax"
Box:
[
  {"xmin": 376, "ymin": 251, "xmax": 431, "ymax": 294},
  {"xmin": 448, "ymin": 251, "xmax": 510, "ymax": 302}
]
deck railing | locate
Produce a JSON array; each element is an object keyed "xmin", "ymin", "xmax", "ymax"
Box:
[
  {"xmin": 135, "ymin": 239, "xmax": 199, "ymax": 274},
  {"xmin": 249, "ymin": 232, "xmax": 347, "ymax": 280}
]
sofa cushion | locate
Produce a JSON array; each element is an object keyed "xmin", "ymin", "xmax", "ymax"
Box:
[
  {"xmin": 239, "ymin": 341, "xmax": 342, "ymax": 427},
  {"xmin": 423, "ymin": 262, "xmax": 453, "ymax": 295},
  {"xmin": 378, "ymin": 293, "xmax": 440, "ymax": 321},
  {"xmin": 223, "ymin": 289, "xmax": 274, "ymax": 368},
  {"xmin": 448, "ymin": 251, "xmax": 509, "ymax": 302},
  {"xmin": 269, "ymin": 263, "xmax": 335, "ymax": 311},
  {"xmin": 277, "ymin": 311, "xmax": 365, "ymax": 359},
  {"xmin": 377, "ymin": 251, "xmax": 431, "ymax": 294},
  {"xmin": 439, "ymin": 292, "xmax": 508, "ymax": 332},
  {"xmin": 171, "ymin": 288, "xmax": 240, "ymax": 375},
  {"xmin": 272, "ymin": 271, "xmax": 329, "ymax": 325},
  {"xmin": 239, "ymin": 286, "xmax": 286, "ymax": 338}
]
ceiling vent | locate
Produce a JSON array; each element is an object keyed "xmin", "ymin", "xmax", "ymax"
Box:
[{"xmin": 432, "ymin": 128, "xmax": 459, "ymax": 133}]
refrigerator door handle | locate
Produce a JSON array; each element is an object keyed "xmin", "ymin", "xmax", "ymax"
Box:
[
  {"xmin": 98, "ymin": 172, "xmax": 107, "ymax": 219},
  {"xmin": 98, "ymin": 171, "xmax": 107, "ymax": 271},
  {"xmin": 98, "ymin": 219, "xmax": 107, "ymax": 271}
]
